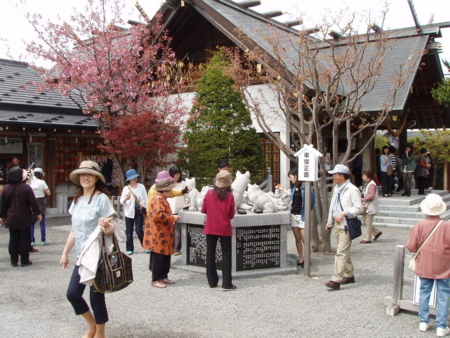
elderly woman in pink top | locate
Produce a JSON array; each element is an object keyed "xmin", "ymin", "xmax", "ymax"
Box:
[
  {"xmin": 201, "ymin": 170, "xmax": 236, "ymax": 291},
  {"xmin": 406, "ymin": 194, "xmax": 450, "ymax": 337}
]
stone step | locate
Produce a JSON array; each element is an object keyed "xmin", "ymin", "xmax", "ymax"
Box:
[
  {"xmin": 377, "ymin": 190, "xmax": 449, "ymax": 207},
  {"xmin": 377, "ymin": 200, "xmax": 450, "ymax": 216},
  {"xmin": 373, "ymin": 215, "xmax": 427, "ymax": 225}
]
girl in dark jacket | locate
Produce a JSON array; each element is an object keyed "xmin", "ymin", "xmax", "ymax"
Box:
[{"xmin": 0, "ymin": 168, "xmax": 41, "ymax": 267}]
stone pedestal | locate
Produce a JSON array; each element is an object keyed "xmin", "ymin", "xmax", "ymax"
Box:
[{"xmin": 172, "ymin": 210, "xmax": 297, "ymax": 277}]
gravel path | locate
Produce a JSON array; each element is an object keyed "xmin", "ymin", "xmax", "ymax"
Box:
[{"xmin": 0, "ymin": 218, "xmax": 435, "ymax": 337}]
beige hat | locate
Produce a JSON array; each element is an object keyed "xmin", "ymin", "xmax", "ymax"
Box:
[
  {"xmin": 155, "ymin": 178, "xmax": 175, "ymax": 192},
  {"xmin": 215, "ymin": 170, "xmax": 232, "ymax": 188},
  {"xmin": 69, "ymin": 161, "xmax": 106, "ymax": 187},
  {"xmin": 420, "ymin": 193, "xmax": 447, "ymax": 216}
]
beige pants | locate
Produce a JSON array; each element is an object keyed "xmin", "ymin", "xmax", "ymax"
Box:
[
  {"xmin": 332, "ymin": 222, "xmax": 354, "ymax": 282},
  {"xmin": 360, "ymin": 206, "xmax": 379, "ymax": 241}
]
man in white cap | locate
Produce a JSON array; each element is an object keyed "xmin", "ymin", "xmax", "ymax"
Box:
[
  {"xmin": 324, "ymin": 164, "xmax": 362, "ymax": 291},
  {"xmin": 406, "ymin": 194, "xmax": 450, "ymax": 337}
]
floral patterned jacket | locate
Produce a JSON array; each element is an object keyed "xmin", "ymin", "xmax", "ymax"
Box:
[{"xmin": 143, "ymin": 193, "xmax": 175, "ymax": 255}]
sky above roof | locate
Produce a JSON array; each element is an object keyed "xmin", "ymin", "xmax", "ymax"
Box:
[{"xmin": 1, "ymin": 0, "xmax": 449, "ymax": 72}]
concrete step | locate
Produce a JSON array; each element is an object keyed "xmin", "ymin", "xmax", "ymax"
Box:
[
  {"xmin": 377, "ymin": 190, "xmax": 449, "ymax": 207},
  {"xmin": 373, "ymin": 215, "xmax": 427, "ymax": 225}
]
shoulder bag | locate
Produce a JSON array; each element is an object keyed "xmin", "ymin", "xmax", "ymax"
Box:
[
  {"xmin": 339, "ymin": 194, "xmax": 362, "ymax": 240},
  {"xmin": 408, "ymin": 220, "xmax": 443, "ymax": 273},
  {"xmin": 93, "ymin": 232, "xmax": 134, "ymax": 293},
  {"xmin": 127, "ymin": 186, "xmax": 146, "ymax": 216}
]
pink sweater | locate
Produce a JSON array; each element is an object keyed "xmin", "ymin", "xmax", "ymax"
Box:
[
  {"xmin": 406, "ymin": 216, "xmax": 450, "ymax": 279},
  {"xmin": 201, "ymin": 190, "xmax": 235, "ymax": 236}
]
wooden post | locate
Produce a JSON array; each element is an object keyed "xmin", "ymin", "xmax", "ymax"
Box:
[
  {"xmin": 386, "ymin": 245, "xmax": 404, "ymax": 316},
  {"xmin": 304, "ymin": 181, "xmax": 311, "ymax": 276}
]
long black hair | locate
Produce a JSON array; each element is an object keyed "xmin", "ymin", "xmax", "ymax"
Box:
[
  {"xmin": 213, "ymin": 186, "xmax": 232, "ymax": 201},
  {"xmin": 169, "ymin": 165, "xmax": 183, "ymax": 183},
  {"xmin": 288, "ymin": 168, "xmax": 303, "ymax": 189}
]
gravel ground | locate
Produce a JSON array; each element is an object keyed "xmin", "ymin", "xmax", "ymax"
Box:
[{"xmin": 0, "ymin": 217, "xmax": 436, "ymax": 338}]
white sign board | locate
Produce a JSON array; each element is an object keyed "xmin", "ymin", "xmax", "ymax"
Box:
[{"xmin": 294, "ymin": 145, "xmax": 322, "ymax": 182}]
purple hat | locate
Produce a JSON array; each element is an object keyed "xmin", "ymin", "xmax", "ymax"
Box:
[{"xmin": 155, "ymin": 170, "xmax": 174, "ymax": 183}]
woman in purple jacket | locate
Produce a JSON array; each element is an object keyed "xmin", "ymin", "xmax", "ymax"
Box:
[{"xmin": 201, "ymin": 170, "xmax": 236, "ymax": 291}]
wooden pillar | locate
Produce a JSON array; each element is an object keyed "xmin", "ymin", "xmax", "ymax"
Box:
[
  {"xmin": 46, "ymin": 138, "xmax": 56, "ymax": 208},
  {"xmin": 362, "ymin": 128, "xmax": 373, "ymax": 171}
]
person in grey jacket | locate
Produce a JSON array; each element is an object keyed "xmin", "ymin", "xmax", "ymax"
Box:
[{"xmin": 325, "ymin": 164, "xmax": 362, "ymax": 291}]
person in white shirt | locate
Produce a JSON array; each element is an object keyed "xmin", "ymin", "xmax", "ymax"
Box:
[
  {"xmin": 168, "ymin": 166, "xmax": 187, "ymax": 256},
  {"xmin": 29, "ymin": 168, "xmax": 51, "ymax": 246},
  {"xmin": 325, "ymin": 164, "xmax": 362, "ymax": 291},
  {"xmin": 120, "ymin": 169, "xmax": 148, "ymax": 255}
]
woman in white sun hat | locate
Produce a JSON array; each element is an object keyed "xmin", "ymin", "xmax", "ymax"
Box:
[{"xmin": 406, "ymin": 193, "xmax": 450, "ymax": 337}]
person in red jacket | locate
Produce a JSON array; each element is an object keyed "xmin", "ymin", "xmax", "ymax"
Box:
[{"xmin": 201, "ymin": 170, "xmax": 236, "ymax": 291}]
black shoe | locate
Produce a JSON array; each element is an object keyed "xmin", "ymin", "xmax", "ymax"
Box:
[
  {"xmin": 222, "ymin": 285, "xmax": 237, "ymax": 291},
  {"xmin": 325, "ymin": 280, "xmax": 340, "ymax": 290},
  {"xmin": 401, "ymin": 193, "xmax": 406, "ymax": 196},
  {"xmin": 341, "ymin": 276, "xmax": 355, "ymax": 284},
  {"xmin": 11, "ymin": 263, "xmax": 18, "ymax": 267},
  {"xmin": 210, "ymin": 284, "xmax": 218, "ymax": 288},
  {"xmin": 21, "ymin": 261, "xmax": 33, "ymax": 267},
  {"xmin": 297, "ymin": 261, "xmax": 304, "ymax": 267}
]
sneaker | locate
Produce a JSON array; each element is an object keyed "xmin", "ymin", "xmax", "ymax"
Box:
[
  {"xmin": 222, "ymin": 285, "xmax": 237, "ymax": 291},
  {"xmin": 31, "ymin": 242, "xmax": 35, "ymax": 246},
  {"xmin": 41, "ymin": 242, "xmax": 47, "ymax": 246},
  {"xmin": 173, "ymin": 251, "xmax": 181, "ymax": 256},
  {"xmin": 143, "ymin": 249, "xmax": 150, "ymax": 253},
  {"xmin": 29, "ymin": 248, "xmax": 39, "ymax": 253},
  {"xmin": 419, "ymin": 322, "xmax": 428, "ymax": 332},
  {"xmin": 426, "ymin": 187, "xmax": 433, "ymax": 193},
  {"xmin": 126, "ymin": 251, "xmax": 133, "ymax": 255},
  {"xmin": 437, "ymin": 327, "xmax": 450, "ymax": 337}
]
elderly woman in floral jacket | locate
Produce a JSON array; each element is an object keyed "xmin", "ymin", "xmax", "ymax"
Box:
[{"xmin": 143, "ymin": 177, "xmax": 180, "ymax": 288}]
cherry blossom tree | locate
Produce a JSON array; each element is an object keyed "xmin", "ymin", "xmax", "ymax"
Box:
[{"xmin": 24, "ymin": 0, "xmax": 191, "ymax": 185}]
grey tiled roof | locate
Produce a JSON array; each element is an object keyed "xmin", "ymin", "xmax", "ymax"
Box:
[
  {"xmin": 188, "ymin": 0, "xmax": 438, "ymax": 112},
  {"xmin": 0, "ymin": 59, "xmax": 79, "ymax": 110},
  {"xmin": 0, "ymin": 59, "xmax": 96, "ymax": 129},
  {"xmin": 0, "ymin": 109, "xmax": 97, "ymax": 128}
]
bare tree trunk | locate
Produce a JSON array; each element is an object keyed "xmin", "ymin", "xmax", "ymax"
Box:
[{"xmin": 111, "ymin": 152, "xmax": 125, "ymax": 188}]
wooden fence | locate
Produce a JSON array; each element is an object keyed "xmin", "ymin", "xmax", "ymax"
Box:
[{"xmin": 384, "ymin": 245, "xmax": 437, "ymax": 316}]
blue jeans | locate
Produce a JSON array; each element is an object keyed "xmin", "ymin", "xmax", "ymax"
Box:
[
  {"xmin": 125, "ymin": 210, "xmax": 144, "ymax": 252},
  {"xmin": 419, "ymin": 277, "xmax": 450, "ymax": 328},
  {"xmin": 30, "ymin": 214, "xmax": 46, "ymax": 242}
]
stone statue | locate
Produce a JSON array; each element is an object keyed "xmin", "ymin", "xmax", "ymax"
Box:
[
  {"xmin": 232, "ymin": 171, "xmax": 252, "ymax": 210},
  {"xmin": 185, "ymin": 178, "xmax": 204, "ymax": 211},
  {"xmin": 247, "ymin": 184, "xmax": 277, "ymax": 213}
]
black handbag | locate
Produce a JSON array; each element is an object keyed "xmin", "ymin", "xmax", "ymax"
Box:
[
  {"xmin": 346, "ymin": 217, "xmax": 362, "ymax": 240},
  {"xmin": 338, "ymin": 193, "xmax": 362, "ymax": 240},
  {"xmin": 93, "ymin": 233, "xmax": 133, "ymax": 293}
]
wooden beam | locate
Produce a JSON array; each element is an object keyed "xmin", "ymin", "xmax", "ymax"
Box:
[
  {"xmin": 236, "ymin": 0, "xmax": 261, "ymax": 8},
  {"xmin": 283, "ymin": 19, "xmax": 303, "ymax": 27},
  {"xmin": 261, "ymin": 10, "xmax": 283, "ymax": 19}
]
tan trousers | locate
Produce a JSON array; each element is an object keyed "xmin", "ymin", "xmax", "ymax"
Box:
[
  {"xmin": 360, "ymin": 206, "xmax": 379, "ymax": 241},
  {"xmin": 332, "ymin": 222, "xmax": 354, "ymax": 282}
]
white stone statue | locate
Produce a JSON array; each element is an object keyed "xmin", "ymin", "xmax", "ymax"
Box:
[
  {"xmin": 231, "ymin": 171, "xmax": 252, "ymax": 210},
  {"xmin": 266, "ymin": 190, "xmax": 288, "ymax": 210},
  {"xmin": 247, "ymin": 184, "xmax": 277, "ymax": 213},
  {"xmin": 185, "ymin": 178, "xmax": 204, "ymax": 211}
]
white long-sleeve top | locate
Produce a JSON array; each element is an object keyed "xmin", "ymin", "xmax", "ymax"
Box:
[
  {"xmin": 167, "ymin": 181, "xmax": 187, "ymax": 214},
  {"xmin": 120, "ymin": 183, "xmax": 147, "ymax": 219}
]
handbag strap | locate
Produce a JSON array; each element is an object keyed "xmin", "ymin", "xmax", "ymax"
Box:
[
  {"xmin": 416, "ymin": 220, "xmax": 444, "ymax": 255},
  {"xmin": 127, "ymin": 186, "xmax": 143, "ymax": 208}
]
